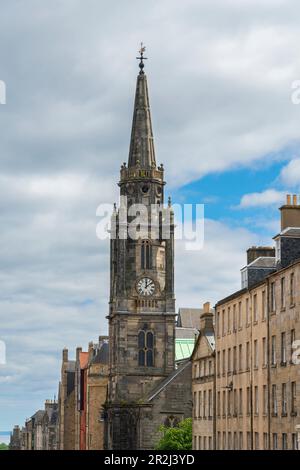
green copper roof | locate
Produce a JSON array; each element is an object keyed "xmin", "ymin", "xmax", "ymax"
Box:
[{"xmin": 175, "ymin": 338, "xmax": 195, "ymax": 361}]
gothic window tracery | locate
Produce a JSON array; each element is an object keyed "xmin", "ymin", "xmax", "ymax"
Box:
[{"xmin": 138, "ymin": 329, "xmax": 154, "ymax": 367}]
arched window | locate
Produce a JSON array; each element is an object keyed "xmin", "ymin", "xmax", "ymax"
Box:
[
  {"xmin": 141, "ymin": 241, "xmax": 152, "ymax": 269},
  {"xmin": 138, "ymin": 329, "xmax": 154, "ymax": 367}
]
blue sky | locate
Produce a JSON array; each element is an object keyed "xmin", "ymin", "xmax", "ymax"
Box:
[
  {"xmin": 1, "ymin": 0, "xmax": 300, "ymax": 432},
  {"xmin": 173, "ymin": 158, "xmax": 283, "ymax": 234}
]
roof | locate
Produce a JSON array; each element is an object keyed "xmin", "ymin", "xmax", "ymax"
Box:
[
  {"xmin": 147, "ymin": 360, "xmax": 191, "ymax": 402},
  {"xmin": 177, "ymin": 308, "xmax": 211, "ymax": 329},
  {"xmin": 66, "ymin": 360, "xmax": 75, "ymax": 372},
  {"xmin": 175, "ymin": 327, "xmax": 198, "ymax": 339},
  {"xmin": 205, "ymin": 332, "xmax": 215, "ymax": 351},
  {"xmin": 191, "ymin": 329, "xmax": 215, "ymax": 360},
  {"xmin": 31, "ymin": 410, "xmax": 45, "ymax": 424},
  {"xmin": 92, "ymin": 341, "xmax": 109, "ymax": 364},
  {"xmin": 274, "ymin": 227, "xmax": 300, "ymax": 238},
  {"xmin": 128, "ymin": 72, "xmax": 156, "ymax": 169},
  {"xmin": 43, "ymin": 405, "xmax": 58, "ymax": 425},
  {"xmin": 244, "ymin": 256, "xmax": 276, "ymax": 269},
  {"xmin": 175, "ymin": 338, "xmax": 196, "ymax": 361}
]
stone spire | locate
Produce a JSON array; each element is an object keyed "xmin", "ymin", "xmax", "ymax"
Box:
[{"xmin": 128, "ymin": 46, "xmax": 156, "ymax": 169}]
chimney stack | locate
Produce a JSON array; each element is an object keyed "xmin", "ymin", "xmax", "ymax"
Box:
[
  {"xmin": 199, "ymin": 302, "xmax": 213, "ymax": 332},
  {"xmin": 88, "ymin": 341, "xmax": 94, "ymax": 361},
  {"xmin": 247, "ymin": 246, "xmax": 275, "ymax": 265},
  {"xmin": 76, "ymin": 347, "xmax": 82, "ymax": 362},
  {"xmin": 280, "ymin": 194, "xmax": 300, "ymax": 231},
  {"xmin": 62, "ymin": 348, "xmax": 68, "ymax": 362}
]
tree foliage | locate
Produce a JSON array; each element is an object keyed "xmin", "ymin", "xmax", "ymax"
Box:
[
  {"xmin": 0, "ymin": 443, "xmax": 9, "ymax": 450},
  {"xmin": 155, "ymin": 418, "xmax": 192, "ymax": 450}
]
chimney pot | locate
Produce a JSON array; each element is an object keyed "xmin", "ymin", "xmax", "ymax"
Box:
[
  {"xmin": 287, "ymin": 194, "xmax": 291, "ymax": 205},
  {"xmin": 293, "ymin": 194, "xmax": 297, "ymax": 205}
]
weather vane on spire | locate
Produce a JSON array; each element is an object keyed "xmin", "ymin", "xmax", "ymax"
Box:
[{"xmin": 136, "ymin": 42, "xmax": 147, "ymax": 74}]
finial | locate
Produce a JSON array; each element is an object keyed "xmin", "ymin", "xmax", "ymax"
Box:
[
  {"xmin": 136, "ymin": 42, "xmax": 147, "ymax": 75},
  {"xmin": 168, "ymin": 196, "xmax": 172, "ymax": 207},
  {"xmin": 113, "ymin": 202, "xmax": 117, "ymax": 212}
]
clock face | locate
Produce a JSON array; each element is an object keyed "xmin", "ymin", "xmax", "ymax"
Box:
[{"xmin": 137, "ymin": 277, "xmax": 155, "ymax": 296}]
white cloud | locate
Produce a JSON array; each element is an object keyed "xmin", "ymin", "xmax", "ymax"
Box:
[
  {"xmin": 280, "ymin": 158, "xmax": 300, "ymax": 186},
  {"xmin": 238, "ymin": 189, "xmax": 285, "ymax": 208},
  {"xmin": 175, "ymin": 218, "xmax": 262, "ymax": 306},
  {"xmin": 1, "ymin": 0, "xmax": 300, "ymax": 430}
]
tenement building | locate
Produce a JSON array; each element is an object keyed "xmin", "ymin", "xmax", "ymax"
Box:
[
  {"xmin": 191, "ymin": 303, "xmax": 215, "ymax": 450},
  {"xmin": 104, "ymin": 50, "xmax": 192, "ymax": 450},
  {"xmin": 74, "ymin": 338, "xmax": 109, "ymax": 450},
  {"xmin": 215, "ymin": 195, "xmax": 300, "ymax": 450},
  {"xmin": 57, "ymin": 338, "xmax": 109, "ymax": 450}
]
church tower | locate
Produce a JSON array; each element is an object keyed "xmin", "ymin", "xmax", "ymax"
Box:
[{"xmin": 105, "ymin": 47, "xmax": 176, "ymax": 449}]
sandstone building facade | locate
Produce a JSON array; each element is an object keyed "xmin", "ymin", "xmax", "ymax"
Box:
[
  {"xmin": 191, "ymin": 303, "xmax": 215, "ymax": 450},
  {"xmin": 199, "ymin": 196, "xmax": 300, "ymax": 450},
  {"xmin": 57, "ymin": 338, "xmax": 109, "ymax": 450}
]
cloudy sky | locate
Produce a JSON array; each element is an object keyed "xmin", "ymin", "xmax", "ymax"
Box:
[{"xmin": 1, "ymin": 0, "xmax": 300, "ymax": 431}]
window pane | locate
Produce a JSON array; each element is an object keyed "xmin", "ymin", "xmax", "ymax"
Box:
[
  {"xmin": 138, "ymin": 349, "xmax": 145, "ymax": 366},
  {"xmin": 146, "ymin": 349, "xmax": 153, "ymax": 367},
  {"xmin": 138, "ymin": 331, "xmax": 145, "ymax": 348},
  {"xmin": 146, "ymin": 332, "xmax": 153, "ymax": 348}
]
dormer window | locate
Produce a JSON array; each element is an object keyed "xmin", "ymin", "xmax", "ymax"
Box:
[
  {"xmin": 241, "ymin": 268, "xmax": 248, "ymax": 289},
  {"xmin": 275, "ymin": 238, "xmax": 281, "ymax": 262}
]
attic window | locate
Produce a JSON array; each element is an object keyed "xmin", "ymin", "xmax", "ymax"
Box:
[
  {"xmin": 275, "ymin": 238, "xmax": 281, "ymax": 262},
  {"xmin": 241, "ymin": 269, "xmax": 248, "ymax": 289}
]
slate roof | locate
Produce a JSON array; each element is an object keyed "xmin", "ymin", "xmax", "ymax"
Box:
[
  {"xmin": 246, "ymin": 256, "xmax": 276, "ymax": 268},
  {"xmin": 93, "ymin": 341, "xmax": 109, "ymax": 364},
  {"xmin": 147, "ymin": 360, "xmax": 191, "ymax": 402},
  {"xmin": 31, "ymin": 410, "xmax": 45, "ymax": 425},
  {"xmin": 177, "ymin": 307, "xmax": 213, "ymax": 329},
  {"xmin": 205, "ymin": 332, "xmax": 215, "ymax": 351},
  {"xmin": 278, "ymin": 227, "xmax": 300, "ymax": 238},
  {"xmin": 175, "ymin": 327, "xmax": 198, "ymax": 339},
  {"xmin": 66, "ymin": 360, "xmax": 75, "ymax": 372}
]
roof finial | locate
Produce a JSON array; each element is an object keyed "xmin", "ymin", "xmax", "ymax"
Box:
[{"xmin": 136, "ymin": 42, "xmax": 147, "ymax": 75}]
